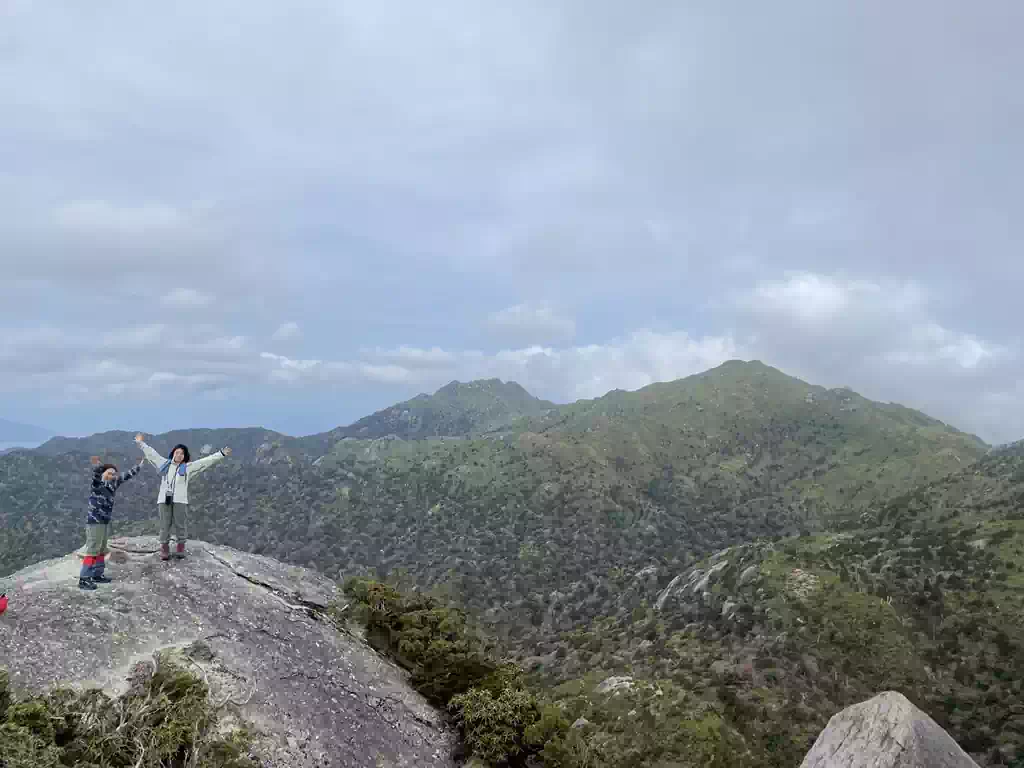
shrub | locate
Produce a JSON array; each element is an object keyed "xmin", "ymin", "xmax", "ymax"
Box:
[
  {"xmin": 342, "ymin": 576, "xmax": 497, "ymax": 704},
  {"xmin": 344, "ymin": 579, "xmax": 574, "ymax": 765},
  {"xmin": 0, "ymin": 655, "xmax": 253, "ymax": 768},
  {"xmin": 449, "ymin": 686, "xmax": 542, "ymax": 765}
]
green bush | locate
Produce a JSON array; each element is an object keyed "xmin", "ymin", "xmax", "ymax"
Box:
[
  {"xmin": 0, "ymin": 668, "xmax": 10, "ymax": 718},
  {"xmin": 343, "ymin": 576, "xmax": 497, "ymax": 704},
  {"xmin": 344, "ymin": 578, "xmax": 573, "ymax": 765},
  {"xmin": 0, "ymin": 656, "xmax": 253, "ymax": 768},
  {"xmin": 449, "ymin": 686, "xmax": 542, "ymax": 765}
]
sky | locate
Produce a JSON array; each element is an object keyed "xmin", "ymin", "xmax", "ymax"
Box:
[{"xmin": 1, "ymin": 1, "xmax": 1022, "ymax": 444}]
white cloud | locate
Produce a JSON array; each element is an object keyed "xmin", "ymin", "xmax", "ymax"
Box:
[
  {"xmin": 888, "ymin": 323, "xmax": 1008, "ymax": 370},
  {"xmin": 72, "ymin": 359, "xmax": 144, "ymax": 382},
  {"xmin": 2, "ymin": 2, "xmax": 1023, "ymax": 443},
  {"xmin": 192, "ymin": 334, "xmax": 246, "ymax": 352},
  {"xmin": 259, "ymin": 353, "xmax": 413, "ymax": 386},
  {"xmin": 741, "ymin": 272, "xmax": 925, "ymax": 327},
  {"xmin": 486, "ymin": 301, "xmax": 577, "ymax": 345},
  {"xmin": 369, "ymin": 345, "xmax": 457, "ymax": 368},
  {"xmin": 271, "ymin": 321, "xmax": 301, "ymax": 342},
  {"xmin": 260, "ymin": 352, "xmax": 323, "ymax": 384},
  {"xmin": 54, "ymin": 201, "xmax": 193, "ymax": 241},
  {"xmin": 101, "ymin": 325, "xmax": 168, "ymax": 349},
  {"xmin": 0, "ymin": 321, "xmax": 255, "ymax": 403},
  {"xmin": 2, "ymin": 270, "xmax": 1022, "ymax": 444},
  {"xmin": 348, "ymin": 363, "xmax": 413, "ymax": 384},
  {"xmin": 259, "ymin": 329, "xmax": 739, "ymax": 401},
  {"xmin": 732, "ymin": 271, "xmax": 1022, "ymax": 441},
  {"xmin": 737, "ymin": 272, "xmax": 1009, "ymax": 372},
  {"xmin": 161, "ymin": 288, "xmax": 214, "ymax": 309},
  {"xmin": 4, "ymin": 196, "xmax": 276, "ymax": 313},
  {"xmin": 146, "ymin": 371, "xmax": 231, "ymax": 394}
]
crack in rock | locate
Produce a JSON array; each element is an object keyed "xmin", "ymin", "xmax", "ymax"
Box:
[{"xmin": 203, "ymin": 547, "xmax": 340, "ymax": 621}]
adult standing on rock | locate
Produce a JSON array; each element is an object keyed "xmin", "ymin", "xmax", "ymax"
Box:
[{"xmin": 135, "ymin": 434, "xmax": 233, "ymax": 561}]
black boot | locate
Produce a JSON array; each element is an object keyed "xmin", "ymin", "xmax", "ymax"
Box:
[
  {"xmin": 79, "ymin": 578, "xmax": 97, "ymax": 591},
  {"xmin": 92, "ymin": 574, "xmax": 112, "ymax": 584}
]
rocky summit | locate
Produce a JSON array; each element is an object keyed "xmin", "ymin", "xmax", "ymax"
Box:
[{"xmin": 0, "ymin": 537, "xmax": 456, "ymax": 768}]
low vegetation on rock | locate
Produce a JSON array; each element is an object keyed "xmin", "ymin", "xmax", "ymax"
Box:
[{"xmin": 0, "ymin": 657, "xmax": 253, "ymax": 768}]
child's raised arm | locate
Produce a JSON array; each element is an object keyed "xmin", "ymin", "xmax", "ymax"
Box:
[
  {"xmin": 90, "ymin": 456, "xmax": 104, "ymax": 485},
  {"xmin": 114, "ymin": 459, "xmax": 145, "ymax": 489}
]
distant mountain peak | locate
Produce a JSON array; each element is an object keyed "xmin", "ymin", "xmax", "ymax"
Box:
[
  {"xmin": 331, "ymin": 377, "xmax": 553, "ymax": 440},
  {"xmin": 0, "ymin": 417, "xmax": 52, "ymax": 443},
  {"xmin": 437, "ymin": 377, "xmax": 531, "ymax": 394}
]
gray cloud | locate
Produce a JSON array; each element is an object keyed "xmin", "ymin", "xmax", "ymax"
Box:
[
  {"xmin": 1, "ymin": 268, "xmax": 1020, "ymax": 443},
  {"xmin": 730, "ymin": 273, "xmax": 1021, "ymax": 442},
  {"xmin": 1, "ymin": 1, "xmax": 1022, "ymax": 442},
  {"xmin": 0, "ymin": 322, "xmax": 255, "ymax": 404},
  {"xmin": 260, "ymin": 330, "xmax": 740, "ymax": 401},
  {"xmin": 486, "ymin": 302, "xmax": 576, "ymax": 346}
]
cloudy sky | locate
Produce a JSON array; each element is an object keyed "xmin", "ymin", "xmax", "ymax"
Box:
[{"xmin": 1, "ymin": 1, "xmax": 1022, "ymax": 443}]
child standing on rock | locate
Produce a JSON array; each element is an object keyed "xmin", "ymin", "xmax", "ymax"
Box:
[
  {"xmin": 135, "ymin": 434, "xmax": 232, "ymax": 561},
  {"xmin": 81, "ymin": 456, "xmax": 144, "ymax": 590}
]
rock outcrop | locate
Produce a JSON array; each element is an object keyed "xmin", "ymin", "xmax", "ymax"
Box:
[
  {"xmin": 0, "ymin": 536, "xmax": 456, "ymax": 768},
  {"xmin": 800, "ymin": 691, "xmax": 980, "ymax": 768}
]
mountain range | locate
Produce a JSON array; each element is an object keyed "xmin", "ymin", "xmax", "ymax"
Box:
[
  {"xmin": 1, "ymin": 361, "xmax": 1021, "ymax": 766},
  {"xmin": 0, "ymin": 417, "xmax": 51, "ymax": 447},
  {"xmin": 29, "ymin": 378, "xmax": 555, "ymax": 461}
]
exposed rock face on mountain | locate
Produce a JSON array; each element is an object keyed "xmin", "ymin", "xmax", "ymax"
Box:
[
  {"xmin": 0, "ymin": 537, "xmax": 456, "ymax": 768},
  {"xmin": 800, "ymin": 691, "xmax": 979, "ymax": 768}
]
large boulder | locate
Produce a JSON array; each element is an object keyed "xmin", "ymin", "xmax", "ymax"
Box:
[
  {"xmin": 800, "ymin": 691, "xmax": 980, "ymax": 768},
  {"xmin": 0, "ymin": 536, "xmax": 457, "ymax": 768}
]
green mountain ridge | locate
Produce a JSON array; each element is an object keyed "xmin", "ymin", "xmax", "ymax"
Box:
[
  {"xmin": 33, "ymin": 427, "xmax": 297, "ymax": 462},
  {"xmin": 4, "ymin": 360, "xmax": 1021, "ymax": 766},
  {"xmin": 31, "ymin": 377, "xmax": 555, "ymax": 461},
  {"xmin": 1, "ymin": 362, "xmax": 990, "ymax": 604},
  {"xmin": 535, "ymin": 448, "xmax": 1024, "ymax": 765}
]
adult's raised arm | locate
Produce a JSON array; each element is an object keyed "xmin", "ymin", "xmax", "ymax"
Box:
[
  {"xmin": 187, "ymin": 446, "xmax": 231, "ymax": 476},
  {"xmin": 135, "ymin": 434, "xmax": 165, "ymax": 468}
]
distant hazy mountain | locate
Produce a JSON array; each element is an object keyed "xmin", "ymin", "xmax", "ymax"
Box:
[
  {"xmin": 0, "ymin": 417, "xmax": 52, "ymax": 444},
  {"xmin": 991, "ymin": 438, "xmax": 1024, "ymax": 458},
  {"xmin": 28, "ymin": 379, "xmax": 556, "ymax": 462}
]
